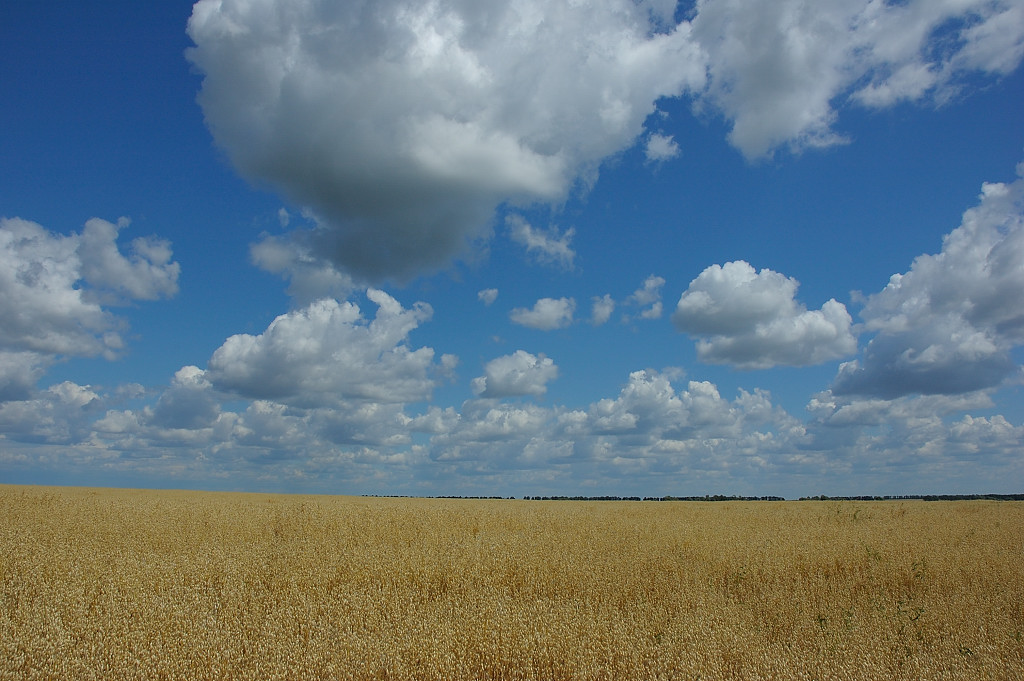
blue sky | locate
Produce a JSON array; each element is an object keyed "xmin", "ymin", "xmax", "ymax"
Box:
[{"xmin": 2, "ymin": 0, "xmax": 1023, "ymax": 498}]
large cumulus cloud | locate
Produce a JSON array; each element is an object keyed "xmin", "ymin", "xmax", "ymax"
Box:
[
  {"xmin": 186, "ymin": 1, "xmax": 1024, "ymax": 283},
  {"xmin": 186, "ymin": 0, "xmax": 705, "ymax": 280},
  {"xmin": 672, "ymin": 261, "xmax": 856, "ymax": 369},
  {"xmin": 834, "ymin": 165, "xmax": 1024, "ymax": 398}
]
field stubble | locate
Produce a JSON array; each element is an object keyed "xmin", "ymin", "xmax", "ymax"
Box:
[{"xmin": 1, "ymin": 485, "xmax": 1022, "ymax": 679}]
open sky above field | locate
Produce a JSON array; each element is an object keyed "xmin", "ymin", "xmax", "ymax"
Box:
[{"xmin": 2, "ymin": 0, "xmax": 1023, "ymax": 498}]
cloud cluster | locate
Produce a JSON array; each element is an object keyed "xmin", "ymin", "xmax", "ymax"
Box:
[
  {"xmin": 5, "ymin": 3, "xmax": 1024, "ymax": 499},
  {"xmin": 0, "ymin": 381, "xmax": 103, "ymax": 445},
  {"xmin": 187, "ymin": 0, "xmax": 704, "ymax": 280},
  {"xmin": 583, "ymin": 275, "xmax": 665, "ymax": 327},
  {"xmin": 0, "ymin": 217, "xmax": 179, "ymax": 400},
  {"xmin": 3, "ymin": 356, "xmax": 1020, "ymax": 495},
  {"xmin": 803, "ymin": 388, "xmax": 1024, "ymax": 488},
  {"xmin": 835, "ymin": 167, "xmax": 1024, "ymax": 398},
  {"xmin": 186, "ymin": 0, "xmax": 1024, "ymax": 284},
  {"xmin": 431, "ymin": 368, "xmax": 797, "ymax": 482},
  {"xmin": 673, "ymin": 261, "xmax": 856, "ymax": 369},
  {"xmin": 691, "ymin": 0, "xmax": 1024, "ymax": 158}
]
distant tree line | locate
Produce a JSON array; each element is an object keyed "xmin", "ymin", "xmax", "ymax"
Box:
[
  {"xmin": 522, "ymin": 495, "xmax": 786, "ymax": 502},
  {"xmin": 433, "ymin": 495, "xmax": 512, "ymax": 500},
  {"xmin": 362, "ymin": 495, "xmax": 512, "ymax": 499},
  {"xmin": 362, "ymin": 494, "xmax": 786, "ymax": 501},
  {"xmin": 797, "ymin": 494, "xmax": 1024, "ymax": 501},
  {"xmin": 361, "ymin": 493, "xmax": 1023, "ymax": 501}
]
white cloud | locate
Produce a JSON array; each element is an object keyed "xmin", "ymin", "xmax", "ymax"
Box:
[
  {"xmin": 99, "ymin": 390, "xmax": 420, "ymax": 456},
  {"xmin": 586, "ymin": 370, "xmax": 780, "ymax": 444},
  {"xmin": 184, "ymin": 0, "xmax": 1024, "ymax": 285},
  {"xmin": 250, "ymin": 234, "xmax": 354, "ymax": 306},
  {"xmin": 950, "ymin": 414, "xmax": 1024, "ymax": 452},
  {"xmin": 690, "ymin": 0, "xmax": 1024, "ymax": 159},
  {"xmin": 309, "ymin": 401, "xmax": 418, "ymax": 448},
  {"xmin": 591, "ymin": 294, "xmax": 615, "ymax": 326},
  {"xmin": 509, "ymin": 297, "xmax": 575, "ymax": 330},
  {"xmin": 478, "ymin": 288, "xmax": 499, "ymax": 306},
  {"xmin": 187, "ymin": 0, "xmax": 706, "ymax": 280},
  {"xmin": 471, "ymin": 350, "xmax": 558, "ymax": 398},
  {"xmin": 0, "ymin": 217, "xmax": 179, "ymax": 399},
  {"xmin": 431, "ymin": 369, "xmax": 796, "ymax": 480},
  {"xmin": 673, "ymin": 261, "xmax": 856, "ymax": 369},
  {"xmin": 147, "ymin": 366, "xmax": 221, "ymax": 431},
  {"xmin": 75, "ymin": 218, "xmax": 179, "ymax": 303},
  {"xmin": 206, "ymin": 290, "xmax": 441, "ymax": 406},
  {"xmin": 800, "ymin": 389, "xmax": 1024, "ymax": 489},
  {"xmin": 430, "ymin": 400, "xmax": 556, "ymax": 462},
  {"xmin": 0, "ymin": 381, "xmax": 103, "ymax": 444},
  {"xmin": 404, "ymin": 406, "xmax": 461, "ymax": 435},
  {"xmin": 506, "ymin": 214, "xmax": 576, "ymax": 269},
  {"xmin": 807, "ymin": 389, "xmax": 995, "ymax": 429},
  {"xmin": 628, "ymin": 274, "xmax": 666, "ymax": 320},
  {"xmin": 834, "ymin": 165, "xmax": 1024, "ymax": 398},
  {"xmin": 851, "ymin": 2, "xmax": 1024, "ymax": 107},
  {"xmin": 0, "ymin": 351, "xmax": 52, "ymax": 402},
  {"xmin": 644, "ymin": 133, "xmax": 680, "ymax": 162},
  {"xmin": 4, "ymin": 364, "xmax": 1020, "ymax": 497}
]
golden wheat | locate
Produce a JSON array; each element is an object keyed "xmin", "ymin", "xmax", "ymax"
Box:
[{"xmin": 1, "ymin": 485, "xmax": 1022, "ymax": 679}]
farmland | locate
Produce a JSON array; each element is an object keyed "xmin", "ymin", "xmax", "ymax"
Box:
[{"xmin": 1, "ymin": 485, "xmax": 1022, "ymax": 679}]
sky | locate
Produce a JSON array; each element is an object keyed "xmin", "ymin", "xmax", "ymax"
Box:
[{"xmin": 1, "ymin": 0, "xmax": 1023, "ymax": 499}]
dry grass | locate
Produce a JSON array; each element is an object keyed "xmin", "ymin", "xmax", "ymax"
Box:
[{"xmin": 1, "ymin": 485, "xmax": 1022, "ymax": 680}]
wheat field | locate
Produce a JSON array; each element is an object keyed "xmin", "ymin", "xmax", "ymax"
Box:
[{"xmin": 1, "ymin": 485, "xmax": 1022, "ymax": 680}]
